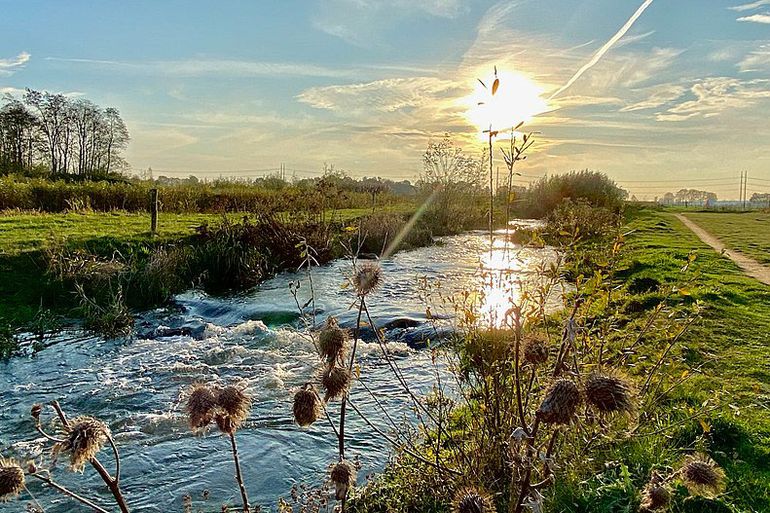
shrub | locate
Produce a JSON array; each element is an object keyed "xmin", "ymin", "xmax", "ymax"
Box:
[{"xmin": 521, "ymin": 170, "xmax": 627, "ymax": 218}]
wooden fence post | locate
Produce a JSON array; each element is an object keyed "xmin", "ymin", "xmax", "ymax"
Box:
[{"xmin": 150, "ymin": 188, "xmax": 159, "ymax": 234}]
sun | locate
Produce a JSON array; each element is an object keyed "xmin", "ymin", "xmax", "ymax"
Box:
[{"xmin": 463, "ymin": 70, "xmax": 549, "ymax": 137}]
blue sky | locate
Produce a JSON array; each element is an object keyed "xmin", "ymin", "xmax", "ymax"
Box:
[{"xmin": 2, "ymin": 0, "xmax": 770, "ymax": 198}]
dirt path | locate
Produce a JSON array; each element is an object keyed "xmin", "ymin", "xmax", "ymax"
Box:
[{"xmin": 674, "ymin": 213, "xmax": 770, "ymax": 286}]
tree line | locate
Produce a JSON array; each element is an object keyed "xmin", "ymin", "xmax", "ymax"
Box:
[{"xmin": 0, "ymin": 90, "xmax": 129, "ymax": 178}]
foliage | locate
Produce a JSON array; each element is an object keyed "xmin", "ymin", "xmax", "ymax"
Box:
[
  {"xmin": 521, "ymin": 170, "xmax": 627, "ymax": 218},
  {"xmin": 0, "ymin": 91, "xmax": 129, "ymax": 177}
]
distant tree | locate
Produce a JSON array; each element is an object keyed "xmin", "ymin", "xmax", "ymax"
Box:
[{"xmin": 0, "ymin": 90, "xmax": 130, "ymax": 177}]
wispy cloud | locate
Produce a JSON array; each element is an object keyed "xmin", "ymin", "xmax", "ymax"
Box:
[
  {"xmin": 739, "ymin": 44, "xmax": 770, "ymax": 71},
  {"xmin": 737, "ymin": 13, "xmax": 770, "ymax": 23},
  {"xmin": 0, "ymin": 51, "xmax": 30, "ymax": 76},
  {"xmin": 45, "ymin": 56, "xmax": 355, "ymax": 79},
  {"xmin": 620, "ymin": 83, "xmax": 687, "ymax": 112},
  {"xmin": 657, "ymin": 77, "xmax": 770, "ymax": 121},
  {"xmin": 549, "ymin": 0, "xmax": 655, "ymax": 99},
  {"xmin": 730, "ymin": 0, "xmax": 770, "ymax": 12},
  {"xmin": 312, "ymin": 0, "xmax": 469, "ymax": 46}
]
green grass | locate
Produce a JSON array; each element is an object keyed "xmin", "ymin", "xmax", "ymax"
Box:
[
  {"xmin": 594, "ymin": 208, "xmax": 770, "ymax": 512},
  {"xmin": 681, "ymin": 211, "xmax": 770, "ymax": 264},
  {"xmin": 0, "ymin": 207, "xmax": 411, "ymax": 327}
]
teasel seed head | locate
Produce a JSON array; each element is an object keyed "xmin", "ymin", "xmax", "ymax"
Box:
[
  {"xmin": 30, "ymin": 404, "xmax": 42, "ymax": 423},
  {"xmin": 293, "ymin": 385, "xmax": 321, "ymax": 427},
  {"xmin": 318, "ymin": 317, "xmax": 347, "ymax": 363},
  {"xmin": 679, "ymin": 453, "xmax": 726, "ymax": 498},
  {"xmin": 321, "ymin": 365, "xmax": 352, "ymax": 402},
  {"xmin": 352, "ymin": 262, "xmax": 383, "ymax": 297},
  {"xmin": 330, "ymin": 460, "xmax": 356, "ymax": 501},
  {"xmin": 53, "ymin": 416, "xmax": 110, "ymax": 472},
  {"xmin": 452, "ymin": 486, "xmax": 496, "ymax": 513},
  {"xmin": 0, "ymin": 458, "xmax": 25, "ymax": 502},
  {"xmin": 537, "ymin": 379, "xmax": 581, "ymax": 425},
  {"xmin": 214, "ymin": 386, "xmax": 251, "ymax": 434},
  {"xmin": 522, "ymin": 336, "xmax": 549, "ymax": 366},
  {"xmin": 639, "ymin": 474, "xmax": 670, "ymax": 512},
  {"xmin": 186, "ymin": 383, "xmax": 218, "ymax": 432},
  {"xmin": 584, "ymin": 372, "xmax": 636, "ymax": 416}
]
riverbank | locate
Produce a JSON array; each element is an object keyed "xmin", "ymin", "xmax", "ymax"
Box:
[
  {"xmin": 351, "ymin": 207, "xmax": 770, "ymax": 513},
  {"xmin": 0, "ymin": 206, "xmax": 420, "ymax": 346}
]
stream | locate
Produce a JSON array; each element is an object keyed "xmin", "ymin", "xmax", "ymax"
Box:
[{"xmin": 0, "ymin": 223, "xmax": 562, "ymax": 512}]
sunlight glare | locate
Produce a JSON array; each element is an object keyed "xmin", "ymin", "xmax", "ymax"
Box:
[{"xmin": 463, "ymin": 70, "xmax": 549, "ymax": 137}]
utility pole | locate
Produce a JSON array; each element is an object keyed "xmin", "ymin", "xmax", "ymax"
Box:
[{"xmin": 743, "ymin": 171, "xmax": 748, "ymax": 210}]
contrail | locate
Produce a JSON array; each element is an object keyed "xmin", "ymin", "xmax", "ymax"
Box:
[{"xmin": 549, "ymin": 0, "xmax": 654, "ymax": 100}]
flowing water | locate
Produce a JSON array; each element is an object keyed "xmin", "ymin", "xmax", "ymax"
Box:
[{"xmin": 0, "ymin": 224, "xmax": 561, "ymax": 512}]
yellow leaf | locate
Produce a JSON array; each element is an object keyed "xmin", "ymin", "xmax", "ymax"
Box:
[
  {"xmin": 492, "ymin": 78, "xmax": 500, "ymax": 95},
  {"xmin": 699, "ymin": 418, "xmax": 711, "ymax": 433}
]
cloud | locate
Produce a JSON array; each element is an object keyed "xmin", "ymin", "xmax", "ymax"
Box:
[
  {"xmin": 297, "ymin": 77, "xmax": 463, "ymax": 114},
  {"xmin": 657, "ymin": 77, "xmax": 770, "ymax": 121},
  {"xmin": 739, "ymin": 44, "xmax": 770, "ymax": 71},
  {"xmin": 312, "ymin": 0, "xmax": 469, "ymax": 46},
  {"xmin": 550, "ymin": 0, "xmax": 655, "ymax": 99},
  {"xmin": 45, "ymin": 56, "xmax": 354, "ymax": 79},
  {"xmin": 0, "ymin": 52, "xmax": 30, "ymax": 76},
  {"xmin": 737, "ymin": 13, "xmax": 770, "ymax": 23},
  {"xmin": 730, "ymin": 0, "xmax": 770, "ymax": 12},
  {"xmin": 620, "ymin": 84, "xmax": 687, "ymax": 112}
]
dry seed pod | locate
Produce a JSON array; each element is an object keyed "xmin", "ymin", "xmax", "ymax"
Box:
[
  {"xmin": 53, "ymin": 416, "xmax": 110, "ymax": 471},
  {"xmin": 522, "ymin": 336, "xmax": 549, "ymax": 366},
  {"xmin": 0, "ymin": 458, "xmax": 25, "ymax": 502},
  {"xmin": 330, "ymin": 460, "xmax": 356, "ymax": 500},
  {"xmin": 584, "ymin": 372, "xmax": 636, "ymax": 416},
  {"xmin": 452, "ymin": 486, "xmax": 496, "ymax": 513},
  {"xmin": 186, "ymin": 383, "xmax": 218, "ymax": 431},
  {"xmin": 215, "ymin": 386, "xmax": 251, "ymax": 434},
  {"xmin": 321, "ymin": 366, "xmax": 352, "ymax": 402},
  {"xmin": 293, "ymin": 385, "xmax": 321, "ymax": 427},
  {"xmin": 537, "ymin": 379, "xmax": 581, "ymax": 425},
  {"xmin": 639, "ymin": 474, "xmax": 670, "ymax": 511},
  {"xmin": 318, "ymin": 317, "xmax": 346, "ymax": 362},
  {"xmin": 679, "ymin": 453, "xmax": 726, "ymax": 498},
  {"xmin": 352, "ymin": 262, "xmax": 382, "ymax": 296}
]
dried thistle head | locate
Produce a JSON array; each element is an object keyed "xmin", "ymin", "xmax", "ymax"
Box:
[
  {"xmin": 318, "ymin": 317, "xmax": 347, "ymax": 363},
  {"xmin": 186, "ymin": 383, "xmax": 218, "ymax": 432},
  {"xmin": 639, "ymin": 473, "xmax": 670, "ymax": 512},
  {"xmin": 321, "ymin": 366, "xmax": 351, "ymax": 402},
  {"xmin": 522, "ymin": 335, "xmax": 549, "ymax": 366},
  {"xmin": 452, "ymin": 486, "xmax": 495, "ymax": 513},
  {"xmin": 214, "ymin": 386, "xmax": 252, "ymax": 434},
  {"xmin": 584, "ymin": 372, "xmax": 636, "ymax": 416},
  {"xmin": 536, "ymin": 379, "xmax": 581, "ymax": 425},
  {"xmin": 352, "ymin": 262, "xmax": 382, "ymax": 297},
  {"xmin": 680, "ymin": 453, "xmax": 726, "ymax": 498},
  {"xmin": 53, "ymin": 416, "xmax": 110, "ymax": 472},
  {"xmin": 293, "ymin": 386, "xmax": 321, "ymax": 427},
  {"xmin": 330, "ymin": 460, "xmax": 356, "ymax": 501},
  {"xmin": 0, "ymin": 458, "xmax": 25, "ymax": 502}
]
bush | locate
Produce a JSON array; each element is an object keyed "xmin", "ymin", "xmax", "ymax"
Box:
[{"xmin": 521, "ymin": 170, "xmax": 627, "ymax": 218}]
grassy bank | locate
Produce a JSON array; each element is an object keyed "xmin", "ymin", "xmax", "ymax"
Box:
[
  {"xmin": 549, "ymin": 208, "xmax": 770, "ymax": 512},
  {"xmin": 352, "ymin": 207, "xmax": 770, "ymax": 513},
  {"xmin": 0, "ymin": 206, "xmax": 416, "ymax": 332},
  {"xmin": 681, "ymin": 211, "xmax": 770, "ymax": 264}
]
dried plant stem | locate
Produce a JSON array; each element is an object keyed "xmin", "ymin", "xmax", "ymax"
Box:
[
  {"xmin": 228, "ymin": 432, "xmax": 250, "ymax": 513},
  {"xmin": 513, "ymin": 417, "xmax": 541, "ymax": 513},
  {"xmin": 30, "ymin": 473, "xmax": 110, "ymax": 513},
  {"xmin": 338, "ymin": 299, "xmax": 365, "ymax": 462},
  {"xmin": 49, "ymin": 401, "xmax": 131, "ymax": 513},
  {"xmin": 347, "ymin": 398, "xmax": 460, "ymax": 476}
]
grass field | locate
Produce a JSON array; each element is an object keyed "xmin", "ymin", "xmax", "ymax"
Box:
[
  {"xmin": 607, "ymin": 209, "xmax": 770, "ymax": 512},
  {"xmin": 0, "ymin": 207, "xmax": 409, "ymax": 326},
  {"xmin": 682, "ymin": 211, "xmax": 770, "ymax": 264},
  {"xmin": 0, "ymin": 207, "xmax": 400, "ymax": 256}
]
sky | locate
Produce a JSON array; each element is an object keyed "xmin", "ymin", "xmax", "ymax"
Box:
[{"xmin": 1, "ymin": 0, "xmax": 770, "ymax": 199}]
